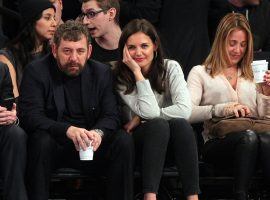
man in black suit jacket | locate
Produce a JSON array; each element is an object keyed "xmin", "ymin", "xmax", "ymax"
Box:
[{"xmin": 19, "ymin": 20, "xmax": 134, "ymax": 200}]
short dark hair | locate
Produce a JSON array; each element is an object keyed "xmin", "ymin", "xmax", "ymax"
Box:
[
  {"xmin": 53, "ymin": 20, "xmax": 90, "ymax": 46},
  {"xmin": 82, "ymin": 0, "xmax": 120, "ymax": 24}
]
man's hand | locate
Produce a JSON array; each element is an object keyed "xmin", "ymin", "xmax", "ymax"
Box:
[
  {"xmin": 66, "ymin": 126, "xmax": 92, "ymax": 151},
  {"xmin": 66, "ymin": 127, "xmax": 102, "ymax": 151},
  {"xmin": 85, "ymin": 130, "xmax": 102, "ymax": 151},
  {"xmin": 0, "ymin": 103, "xmax": 17, "ymax": 125}
]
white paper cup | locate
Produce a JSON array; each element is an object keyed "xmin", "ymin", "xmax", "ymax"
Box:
[
  {"xmin": 79, "ymin": 145, "xmax": 94, "ymax": 161},
  {"xmin": 251, "ymin": 60, "xmax": 268, "ymax": 83}
]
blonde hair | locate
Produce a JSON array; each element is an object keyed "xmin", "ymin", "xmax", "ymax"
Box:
[{"xmin": 204, "ymin": 13, "xmax": 253, "ymax": 80}]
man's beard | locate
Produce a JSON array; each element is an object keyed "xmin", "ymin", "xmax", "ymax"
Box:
[{"xmin": 59, "ymin": 61, "xmax": 85, "ymax": 77}]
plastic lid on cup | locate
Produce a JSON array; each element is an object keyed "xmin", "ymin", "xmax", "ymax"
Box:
[{"xmin": 252, "ymin": 60, "xmax": 268, "ymax": 65}]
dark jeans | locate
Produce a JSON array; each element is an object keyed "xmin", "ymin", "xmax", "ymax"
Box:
[
  {"xmin": 133, "ymin": 118, "xmax": 200, "ymax": 196},
  {"xmin": 26, "ymin": 129, "xmax": 134, "ymax": 200},
  {"xmin": 0, "ymin": 125, "xmax": 28, "ymax": 200},
  {"xmin": 202, "ymin": 130, "xmax": 258, "ymax": 197},
  {"xmin": 257, "ymin": 132, "xmax": 270, "ymax": 189}
]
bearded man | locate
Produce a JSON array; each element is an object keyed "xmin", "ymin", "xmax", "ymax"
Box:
[{"xmin": 19, "ymin": 20, "xmax": 134, "ymax": 200}]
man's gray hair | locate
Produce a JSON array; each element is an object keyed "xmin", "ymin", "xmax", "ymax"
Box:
[{"xmin": 53, "ymin": 20, "xmax": 91, "ymax": 46}]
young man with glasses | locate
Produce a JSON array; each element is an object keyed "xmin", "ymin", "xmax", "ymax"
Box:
[{"xmin": 81, "ymin": 0, "xmax": 121, "ymax": 64}]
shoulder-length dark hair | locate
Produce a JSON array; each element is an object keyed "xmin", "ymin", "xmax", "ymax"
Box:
[
  {"xmin": 6, "ymin": 13, "xmax": 50, "ymax": 69},
  {"xmin": 115, "ymin": 19, "xmax": 166, "ymax": 94}
]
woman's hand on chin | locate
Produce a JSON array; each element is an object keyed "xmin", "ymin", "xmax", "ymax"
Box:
[{"xmin": 123, "ymin": 45, "xmax": 141, "ymax": 74}]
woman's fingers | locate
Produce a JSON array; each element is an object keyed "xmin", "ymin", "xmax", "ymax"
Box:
[
  {"xmin": 233, "ymin": 105, "xmax": 251, "ymax": 117},
  {"xmin": 233, "ymin": 108, "xmax": 239, "ymax": 117}
]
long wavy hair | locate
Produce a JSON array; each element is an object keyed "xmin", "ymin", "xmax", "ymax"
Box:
[
  {"xmin": 115, "ymin": 19, "xmax": 166, "ymax": 94},
  {"xmin": 5, "ymin": 13, "xmax": 51, "ymax": 69},
  {"xmin": 204, "ymin": 13, "xmax": 253, "ymax": 80}
]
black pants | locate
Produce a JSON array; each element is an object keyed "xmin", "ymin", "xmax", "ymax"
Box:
[
  {"xmin": 0, "ymin": 125, "xmax": 28, "ymax": 200},
  {"xmin": 257, "ymin": 132, "xmax": 270, "ymax": 189},
  {"xmin": 133, "ymin": 118, "xmax": 200, "ymax": 196},
  {"xmin": 202, "ymin": 130, "xmax": 258, "ymax": 196},
  {"xmin": 26, "ymin": 129, "xmax": 134, "ymax": 200}
]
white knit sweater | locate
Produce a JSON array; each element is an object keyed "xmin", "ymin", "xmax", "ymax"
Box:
[{"xmin": 118, "ymin": 59, "xmax": 192, "ymax": 121}]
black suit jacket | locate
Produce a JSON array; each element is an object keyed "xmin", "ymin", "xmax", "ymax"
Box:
[
  {"xmin": 0, "ymin": 62, "xmax": 13, "ymax": 103},
  {"xmin": 19, "ymin": 54, "xmax": 120, "ymax": 139}
]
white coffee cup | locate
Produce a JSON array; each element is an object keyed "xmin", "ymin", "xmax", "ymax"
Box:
[
  {"xmin": 79, "ymin": 145, "xmax": 94, "ymax": 161},
  {"xmin": 251, "ymin": 60, "xmax": 268, "ymax": 83}
]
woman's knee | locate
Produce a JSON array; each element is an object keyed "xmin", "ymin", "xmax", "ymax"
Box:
[
  {"xmin": 257, "ymin": 132, "xmax": 270, "ymax": 157},
  {"xmin": 257, "ymin": 131, "xmax": 270, "ymax": 145},
  {"xmin": 144, "ymin": 118, "xmax": 170, "ymax": 138},
  {"xmin": 169, "ymin": 118, "xmax": 193, "ymax": 132},
  {"xmin": 169, "ymin": 118, "xmax": 195, "ymax": 140},
  {"xmin": 238, "ymin": 130, "xmax": 258, "ymax": 146},
  {"xmin": 169, "ymin": 118, "xmax": 189, "ymax": 126},
  {"xmin": 4, "ymin": 125, "xmax": 27, "ymax": 145},
  {"xmin": 147, "ymin": 118, "xmax": 168, "ymax": 127}
]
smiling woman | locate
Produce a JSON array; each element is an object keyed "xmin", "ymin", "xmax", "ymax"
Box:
[
  {"xmin": 115, "ymin": 19, "xmax": 200, "ymax": 200},
  {"xmin": 0, "ymin": 0, "xmax": 56, "ymax": 97},
  {"xmin": 187, "ymin": 13, "xmax": 270, "ymax": 199}
]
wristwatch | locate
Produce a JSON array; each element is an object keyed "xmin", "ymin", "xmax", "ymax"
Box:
[{"xmin": 94, "ymin": 129, "xmax": 104, "ymax": 138}]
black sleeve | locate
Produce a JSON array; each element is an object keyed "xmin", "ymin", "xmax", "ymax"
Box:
[
  {"xmin": 18, "ymin": 64, "xmax": 70, "ymax": 136},
  {"xmin": 92, "ymin": 67, "xmax": 120, "ymax": 135},
  {"xmin": 119, "ymin": 0, "xmax": 162, "ymax": 27},
  {"xmin": 0, "ymin": 62, "xmax": 14, "ymax": 102}
]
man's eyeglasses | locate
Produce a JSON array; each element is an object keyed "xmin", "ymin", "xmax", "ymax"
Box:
[{"xmin": 80, "ymin": 9, "xmax": 108, "ymax": 19}]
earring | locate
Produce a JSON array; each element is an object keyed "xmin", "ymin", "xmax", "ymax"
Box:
[{"xmin": 154, "ymin": 51, "xmax": 157, "ymax": 59}]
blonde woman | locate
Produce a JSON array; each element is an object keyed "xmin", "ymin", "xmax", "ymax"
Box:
[{"xmin": 188, "ymin": 13, "xmax": 270, "ymax": 200}]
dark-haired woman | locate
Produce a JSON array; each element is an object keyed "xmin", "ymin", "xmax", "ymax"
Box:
[
  {"xmin": 0, "ymin": 0, "xmax": 56, "ymax": 97},
  {"xmin": 115, "ymin": 19, "xmax": 200, "ymax": 200}
]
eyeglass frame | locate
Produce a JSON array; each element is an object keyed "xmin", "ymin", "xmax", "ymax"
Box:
[{"xmin": 80, "ymin": 8, "xmax": 109, "ymax": 20}]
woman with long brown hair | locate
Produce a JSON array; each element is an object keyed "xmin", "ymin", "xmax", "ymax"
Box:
[
  {"xmin": 0, "ymin": 0, "xmax": 56, "ymax": 97},
  {"xmin": 115, "ymin": 19, "xmax": 200, "ymax": 200}
]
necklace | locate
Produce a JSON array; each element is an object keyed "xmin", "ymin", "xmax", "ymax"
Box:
[
  {"xmin": 224, "ymin": 67, "xmax": 238, "ymax": 81},
  {"xmin": 226, "ymin": 74, "xmax": 234, "ymax": 81}
]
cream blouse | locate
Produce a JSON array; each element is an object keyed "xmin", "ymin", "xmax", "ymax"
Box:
[{"xmin": 187, "ymin": 65, "xmax": 270, "ymax": 141}]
